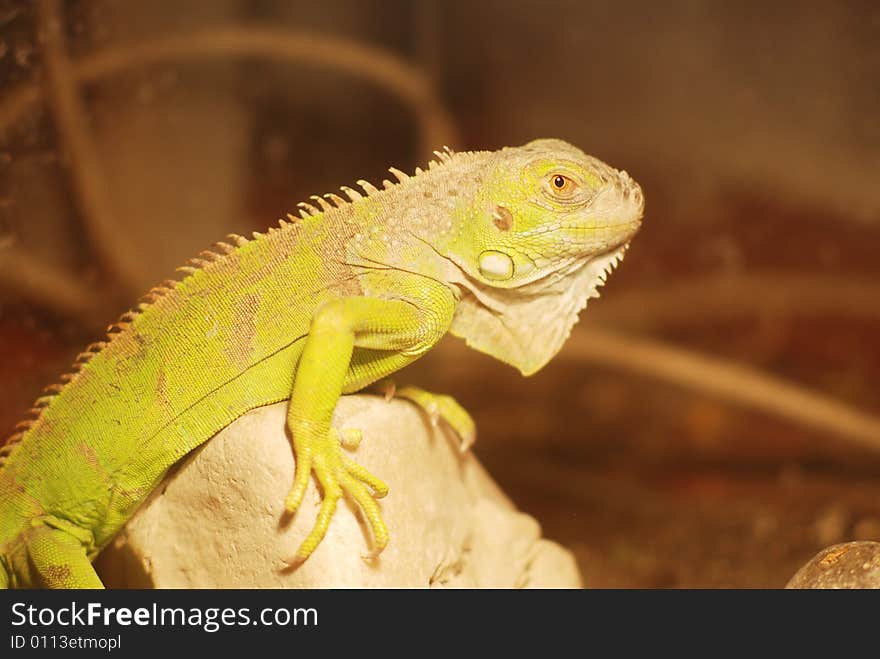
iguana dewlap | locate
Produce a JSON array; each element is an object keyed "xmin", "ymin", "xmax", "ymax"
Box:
[{"xmin": 0, "ymin": 139, "xmax": 643, "ymax": 588}]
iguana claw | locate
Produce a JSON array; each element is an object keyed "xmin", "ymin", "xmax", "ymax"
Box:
[
  {"xmin": 383, "ymin": 383, "xmax": 477, "ymax": 453},
  {"xmin": 285, "ymin": 426, "xmax": 388, "ymax": 563}
]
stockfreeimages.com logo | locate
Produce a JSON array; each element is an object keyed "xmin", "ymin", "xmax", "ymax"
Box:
[{"xmin": 11, "ymin": 601, "xmax": 317, "ymax": 633}]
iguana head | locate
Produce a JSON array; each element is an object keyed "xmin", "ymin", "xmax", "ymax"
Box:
[{"xmin": 444, "ymin": 138, "xmax": 644, "ymax": 375}]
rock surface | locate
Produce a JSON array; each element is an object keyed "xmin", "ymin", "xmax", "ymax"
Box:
[
  {"xmin": 95, "ymin": 395, "xmax": 582, "ymax": 588},
  {"xmin": 786, "ymin": 542, "xmax": 880, "ymax": 589}
]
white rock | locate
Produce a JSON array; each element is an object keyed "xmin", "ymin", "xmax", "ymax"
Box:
[{"xmin": 96, "ymin": 395, "xmax": 582, "ymax": 588}]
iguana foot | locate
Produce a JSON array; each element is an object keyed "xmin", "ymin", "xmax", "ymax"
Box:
[
  {"xmin": 284, "ymin": 427, "xmax": 388, "ymax": 564},
  {"xmin": 381, "ymin": 381, "xmax": 477, "ymax": 452},
  {"xmin": 338, "ymin": 427, "xmax": 363, "ymax": 450}
]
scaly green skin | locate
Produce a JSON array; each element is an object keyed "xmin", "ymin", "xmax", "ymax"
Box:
[{"xmin": 0, "ymin": 139, "xmax": 643, "ymax": 588}]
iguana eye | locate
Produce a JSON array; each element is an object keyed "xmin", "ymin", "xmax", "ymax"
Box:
[{"xmin": 550, "ymin": 174, "xmax": 577, "ymax": 196}]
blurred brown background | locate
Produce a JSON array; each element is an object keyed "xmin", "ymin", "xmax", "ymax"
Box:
[{"xmin": 1, "ymin": 0, "xmax": 878, "ymax": 587}]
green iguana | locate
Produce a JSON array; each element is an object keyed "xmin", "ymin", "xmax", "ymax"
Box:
[{"xmin": 0, "ymin": 139, "xmax": 643, "ymax": 588}]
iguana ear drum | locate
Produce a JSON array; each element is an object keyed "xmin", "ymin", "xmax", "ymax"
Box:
[
  {"xmin": 492, "ymin": 205, "xmax": 513, "ymax": 231},
  {"xmin": 478, "ymin": 250, "xmax": 514, "ymax": 280}
]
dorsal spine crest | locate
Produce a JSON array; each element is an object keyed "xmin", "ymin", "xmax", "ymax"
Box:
[{"xmin": 0, "ymin": 147, "xmax": 479, "ymax": 469}]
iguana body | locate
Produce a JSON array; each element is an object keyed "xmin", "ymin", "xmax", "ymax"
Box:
[{"xmin": 0, "ymin": 139, "xmax": 643, "ymax": 588}]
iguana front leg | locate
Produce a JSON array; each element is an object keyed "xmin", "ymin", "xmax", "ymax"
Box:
[
  {"xmin": 379, "ymin": 381, "xmax": 477, "ymax": 452},
  {"xmin": 284, "ymin": 289, "xmax": 455, "ymax": 564}
]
